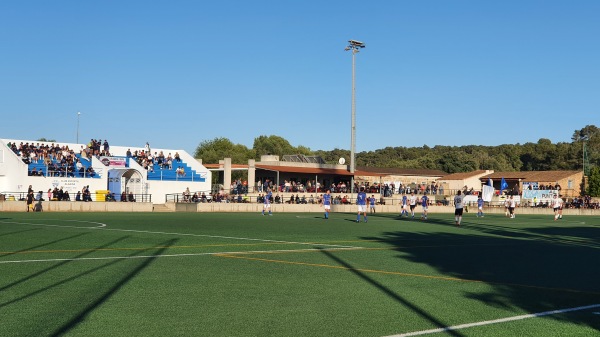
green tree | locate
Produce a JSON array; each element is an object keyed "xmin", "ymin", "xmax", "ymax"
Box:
[
  {"xmin": 253, "ymin": 135, "xmax": 297, "ymax": 158},
  {"xmin": 194, "ymin": 137, "xmax": 253, "ymax": 164},
  {"xmin": 587, "ymin": 166, "xmax": 600, "ymax": 197}
]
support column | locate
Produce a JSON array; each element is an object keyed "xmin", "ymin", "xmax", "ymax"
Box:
[
  {"xmin": 248, "ymin": 159, "xmax": 256, "ymax": 193},
  {"xmin": 224, "ymin": 158, "xmax": 232, "ymax": 194}
]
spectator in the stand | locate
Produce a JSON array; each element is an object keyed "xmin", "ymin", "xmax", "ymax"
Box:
[
  {"xmin": 174, "ymin": 152, "xmax": 181, "ymax": 162},
  {"xmin": 183, "ymin": 187, "xmax": 191, "ymax": 202},
  {"xmin": 191, "ymin": 192, "xmax": 199, "ymax": 202},
  {"xmin": 166, "ymin": 153, "xmax": 173, "ymax": 169},
  {"xmin": 83, "ymin": 185, "xmax": 92, "ymax": 202},
  {"xmin": 126, "ymin": 149, "xmax": 132, "ymax": 157},
  {"xmin": 201, "ymin": 192, "xmax": 207, "ymax": 202},
  {"xmin": 75, "ymin": 191, "xmax": 82, "ymax": 201},
  {"xmin": 103, "ymin": 140, "xmax": 110, "ymax": 153},
  {"xmin": 128, "ymin": 192, "xmax": 136, "ymax": 202},
  {"xmin": 63, "ymin": 190, "xmax": 71, "ymax": 201},
  {"xmin": 35, "ymin": 191, "xmax": 43, "ymax": 201},
  {"xmin": 120, "ymin": 191, "xmax": 127, "ymax": 201}
]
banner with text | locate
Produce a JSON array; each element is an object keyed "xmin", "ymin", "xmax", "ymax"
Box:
[{"xmin": 522, "ymin": 190, "xmax": 559, "ymax": 202}]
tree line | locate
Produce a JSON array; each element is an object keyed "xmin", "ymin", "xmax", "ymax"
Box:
[{"xmin": 195, "ymin": 125, "xmax": 600, "ymax": 174}]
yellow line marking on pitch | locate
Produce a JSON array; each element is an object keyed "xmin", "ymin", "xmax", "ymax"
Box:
[
  {"xmin": 214, "ymin": 253, "xmax": 600, "ymax": 296},
  {"xmin": 0, "ymin": 240, "xmax": 509, "ymax": 255}
]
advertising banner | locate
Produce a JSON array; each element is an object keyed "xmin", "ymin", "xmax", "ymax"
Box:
[{"xmin": 99, "ymin": 156, "xmax": 127, "ymax": 168}]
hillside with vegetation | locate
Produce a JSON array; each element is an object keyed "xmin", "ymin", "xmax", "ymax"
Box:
[{"xmin": 195, "ymin": 125, "xmax": 599, "ymax": 173}]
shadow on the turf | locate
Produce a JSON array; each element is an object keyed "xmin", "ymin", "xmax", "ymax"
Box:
[
  {"xmin": 47, "ymin": 238, "xmax": 179, "ymax": 337},
  {"xmin": 319, "ymin": 248, "xmax": 466, "ymax": 337},
  {"xmin": 0, "ymin": 232, "xmax": 90, "ymax": 260},
  {"xmin": 0, "ymin": 235, "xmax": 178, "ymax": 337},
  {"xmin": 0, "ymin": 235, "xmax": 128, "ymax": 293},
  {"xmin": 0, "ymin": 227, "xmax": 41, "ymax": 238},
  {"xmin": 362, "ymin": 215, "xmax": 600, "ymax": 332}
]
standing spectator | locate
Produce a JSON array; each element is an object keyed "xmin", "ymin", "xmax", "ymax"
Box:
[
  {"xmin": 26, "ymin": 191, "xmax": 34, "ymax": 212},
  {"xmin": 103, "ymin": 140, "xmax": 110, "ymax": 154}
]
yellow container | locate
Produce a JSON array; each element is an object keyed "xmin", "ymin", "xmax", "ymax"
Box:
[{"xmin": 95, "ymin": 190, "xmax": 109, "ymax": 202}]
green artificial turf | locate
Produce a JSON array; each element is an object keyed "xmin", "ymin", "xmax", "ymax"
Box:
[{"xmin": 0, "ymin": 212, "xmax": 599, "ymax": 337}]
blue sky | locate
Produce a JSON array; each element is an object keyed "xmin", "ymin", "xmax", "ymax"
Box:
[{"xmin": 1, "ymin": 1, "xmax": 598, "ymax": 155}]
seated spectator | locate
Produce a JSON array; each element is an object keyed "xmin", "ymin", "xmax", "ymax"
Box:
[
  {"xmin": 75, "ymin": 191, "xmax": 82, "ymax": 201},
  {"xmin": 63, "ymin": 191, "xmax": 71, "ymax": 201},
  {"xmin": 174, "ymin": 152, "xmax": 181, "ymax": 162},
  {"xmin": 201, "ymin": 192, "xmax": 207, "ymax": 203},
  {"xmin": 191, "ymin": 192, "xmax": 199, "ymax": 202},
  {"xmin": 121, "ymin": 191, "xmax": 127, "ymax": 202},
  {"xmin": 128, "ymin": 192, "xmax": 136, "ymax": 202},
  {"xmin": 183, "ymin": 187, "xmax": 191, "ymax": 202}
]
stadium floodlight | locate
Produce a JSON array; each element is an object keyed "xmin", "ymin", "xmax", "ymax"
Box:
[
  {"xmin": 345, "ymin": 39, "xmax": 365, "ymax": 194},
  {"xmin": 76, "ymin": 111, "xmax": 81, "ymax": 144},
  {"xmin": 344, "ymin": 40, "xmax": 365, "ymax": 177}
]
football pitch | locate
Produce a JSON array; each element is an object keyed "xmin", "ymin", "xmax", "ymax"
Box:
[{"xmin": 1, "ymin": 211, "xmax": 599, "ymax": 337}]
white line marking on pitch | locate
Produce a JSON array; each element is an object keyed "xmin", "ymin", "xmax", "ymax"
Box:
[
  {"xmin": 384, "ymin": 303, "xmax": 600, "ymax": 337},
  {"xmin": 1, "ymin": 219, "xmax": 107, "ymax": 228},
  {"xmin": 0, "ymin": 247, "xmax": 365, "ymax": 264},
  {"xmin": 0, "ymin": 220, "xmax": 359, "ymax": 249}
]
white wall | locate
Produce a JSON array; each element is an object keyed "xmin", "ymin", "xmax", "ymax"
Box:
[{"xmin": 0, "ymin": 139, "xmax": 212, "ymax": 203}]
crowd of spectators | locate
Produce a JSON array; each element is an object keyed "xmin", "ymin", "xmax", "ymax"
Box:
[
  {"xmin": 127, "ymin": 143, "xmax": 184, "ymax": 174},
  {"xmin": 8, "ymin": 140, "xmax": 99, "ymax": 178}
]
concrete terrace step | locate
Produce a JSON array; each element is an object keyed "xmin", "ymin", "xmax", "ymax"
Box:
[{"xmin": 153, "ymin": 204, "xmax": 174, "ymax": 212}]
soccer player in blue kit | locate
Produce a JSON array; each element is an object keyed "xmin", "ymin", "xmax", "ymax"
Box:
[
  {"xmin": 262, "ymin": 189, "xmax": 272, "ymax": 216},
  {"xmin": 420, "ymin": 194, "xmax": 429, "ymax": 220},
  {"xmin": 477, "ymin": 195, "xmax": 484, "ymax": 217},
  {"xmin": 356, "ymin": 187, "xmax": 368, "ymax": 222},
  {"xmin": 400, "ymin": 194, "xmax": 408, "ymax": 217},
  {"xmin": 321, "ymin": 189, "xmax": 332, "ymax": 219}
]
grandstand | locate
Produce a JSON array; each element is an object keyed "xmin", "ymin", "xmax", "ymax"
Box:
[{"xmin": 0, "ymin": 138, "xmax": 211, "ymax": 204}]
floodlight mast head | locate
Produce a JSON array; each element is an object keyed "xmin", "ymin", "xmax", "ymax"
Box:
[
  {"xmin": 349, "ymin": 40, "xmax": 365, "ymax": 48},
  {"xmin": 346, "ymin": 40, "xmax": 365, "ymax": 54}
]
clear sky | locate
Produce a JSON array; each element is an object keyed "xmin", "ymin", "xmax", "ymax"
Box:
[{"xmin": 1, "ymin": 1, "xmax": 598, "ymax": 155}]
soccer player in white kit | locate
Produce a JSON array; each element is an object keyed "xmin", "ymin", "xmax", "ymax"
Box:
[
  {"xmin": 552, "ymin": 194, "xmax": 564, "ymax": 220},
  {"xmin": 409, "ymin": 192, "xmax": 418, "ymax": 219}
]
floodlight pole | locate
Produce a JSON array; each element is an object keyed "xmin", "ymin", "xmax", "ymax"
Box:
[
  {"xmin": 76, "ymin": 111, "xmax": 81, "ymax": 144},
  {"xmin": 345, "ymin": 40, "xmax": 365, "ymax": 199}
]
